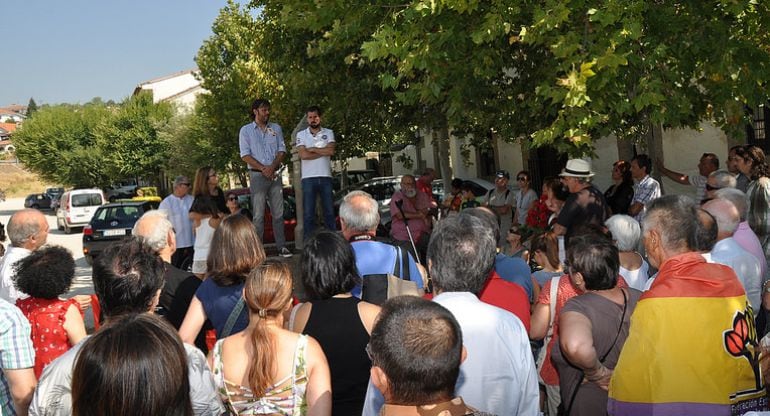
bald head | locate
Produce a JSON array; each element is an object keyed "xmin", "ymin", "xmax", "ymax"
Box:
[
  {"xmin": 132, "ymin": 210, "xmax": 175, "ymax": 262},
  {"xmin": 8, "ymin": 209, "xmax": 48, "ymax": 250},
  {"xmin": 702, "ymin": 199, "xmax": 740, "ymax": 239}
]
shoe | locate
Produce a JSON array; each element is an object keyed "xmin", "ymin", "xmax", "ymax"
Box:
[{"xmin": 279, "ymin": 247, "xmax": 293, "ymax": 258}]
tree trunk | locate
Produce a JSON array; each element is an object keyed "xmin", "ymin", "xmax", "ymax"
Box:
[{"xmin": 433, "ymin": 119, "xmax": 453, "ymax": 192}]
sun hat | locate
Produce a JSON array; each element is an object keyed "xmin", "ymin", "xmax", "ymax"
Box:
[{"xmin": 559, "ymin": 159, "xmax": 595, "ymax": 178}]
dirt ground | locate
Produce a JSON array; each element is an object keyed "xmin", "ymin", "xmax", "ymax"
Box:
[{"xmin": 0, "ymin": 162, "xmax": 51, "ymax": 197}]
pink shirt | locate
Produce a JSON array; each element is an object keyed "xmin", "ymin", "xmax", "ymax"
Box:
[
  {"xmin": 389, "ymin": 190, "xmax": 432, "ymax": 241},
  {"xmin": 733, "ymin": 221, "xmax": 767, "ymax": 276}
]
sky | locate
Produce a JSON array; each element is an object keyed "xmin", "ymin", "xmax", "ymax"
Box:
[{"xmin": 1, "ymin": 1, "xmax": 240, "ymax": 106}]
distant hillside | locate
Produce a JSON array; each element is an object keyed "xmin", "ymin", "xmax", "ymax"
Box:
[{"xmin": 0, "ymin": 162, "xmax": 49, "ymax": 197}]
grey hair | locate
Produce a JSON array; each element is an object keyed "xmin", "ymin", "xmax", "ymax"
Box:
[
  {"xmin": 713, "ymin": 188, "xmax": 748, "ymax": 221},
  {"xmin": 173, "ymin": 176, "xmax": 189, "ymax": 187},
  {"xmin": 604, "ymin": 214, "xmax": 641, "ymax": 252},
  {"xmin": 340, "ymin": 191, "xmax": 379, "ymax": 233},
  {"xmin": 132, "ymin": 210, "xmax": 174, "ymax": 252},
  {"xmin": 709, "ymin": 169, "xmax": 737, "ymax": 189},
  {"xmin": 642, "ymin": 194, "xmax": 698, "ymax": 252},
  {"xmin": 7, "ymin": 209, "xmax": 43, "ymax": 246},
  {"xmin": 703, "ymin": 199, "xmax": 740, "ymax": 235}
]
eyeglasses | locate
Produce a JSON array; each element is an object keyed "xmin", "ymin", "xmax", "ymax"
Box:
[
  {"xmin": 179, "ymin": 183, "xmax": 191, "ymax": 187},
  {"xmin": 227, "ymin": 197, "xmax": 237, "ymax": 201},
  {"xmin": 705, "ymin": 184, "xmax": 721, "ymax": 191},
  {"xmin": 517, "ymin": 177, "xmax": 527, "ymax": 181}
]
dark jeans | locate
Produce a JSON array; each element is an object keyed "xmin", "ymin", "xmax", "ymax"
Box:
[{"xmin": 302, "ymin": 176, "xmax": 336, "ymax": 238}]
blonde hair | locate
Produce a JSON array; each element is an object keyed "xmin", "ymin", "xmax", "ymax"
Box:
[{"xmin": 244, "ymin": 259, "xmax": 293, "ymax": 395}]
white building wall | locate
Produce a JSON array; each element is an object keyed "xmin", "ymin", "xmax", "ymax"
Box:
[
  {"xmin": 591, "ymin": 135, "xmax": 621, "ymax": 192},
  {"xmin": 497, "ymin": 139, "xmax": 525, "ymax": 178},
  {"xmin": 140, "ymin": 72, "xmax": 200, "ymax": 103}
]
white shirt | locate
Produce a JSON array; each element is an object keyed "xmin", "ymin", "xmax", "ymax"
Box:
[
  {"xmin": 361, "ymin": 292, "xmax": 539, "ymax": 416},
  {"xmin": 30, "ymin": 337, "xmax": 224, "ymax": 416},
  {"xmin": 709, "ymin": 237, "xmax": 763, "ymax": 311},
  {"xmin": 0, "ymin": 246, "xmax": 31, "ymax": 303},
  {"xmin": 619, "ymin": 256, "xmax": 651, "ymax": 291},
  {"xmin": 159, "ymin": 194, "xmax": 194, "ymax": 248},
  {"xmin": 295, "ymin": 127, "xmax": 335, "ymax": 178},
  {"xmin": 434, "ymin": 292, "xmax": 539, "ymax": 415}
]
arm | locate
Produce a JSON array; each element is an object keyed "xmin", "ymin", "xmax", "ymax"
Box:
[
  {"xmin": 241, "ymin": 154, "xmax": 267, "ymax": 172},
  {"xmin": 288, "ymin": 302, "xmax": 312, "ymax": 333},
  {"xmin": 559, "ymin": 310, "xmax": 612, "ymax": 389},
  {"xmin": 305, "ymin": 337, "xmax": 333, "ymax": 416},
  {"xmin": 552, "ymin": 223, "xmax": 567, "ymax": 236},
  {"xmin": 627, "ymin": 202, "xmax": 643, "ymax": 216},
  {"xmin": 529, "ymin": 303, "xmax": 550, "ymax": 340},
  {"xmin": 4, "ymin": 368, "xmax": 35, "ymax": 416},
  {"xmin": 655, "ymin": 161, "xmax": 690, "ymax": 185},
  {"xmin": 63, "ymin": 303, "xmax": 87, "ymax": 346},
  {"xmin": 178, "ymin": 297, "xmax": 207, "ymax": 345},
  {"xmin": 357, "ymin": 302, "xmax": 382, "ymax": 335}
]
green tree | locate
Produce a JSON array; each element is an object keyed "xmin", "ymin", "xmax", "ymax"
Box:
[
  {"xmin": 26, "ymin": 98, "xmax": 38, "ymax": 117},
  {"xmin": 93, "ymin": 92, "xmax": 174, "ymax": 185},
  {"xmin": 251, "ymin": 0, "xmax": 770, "ymax": 158},
  {"xmin": 14, "ymin": 103, "xmax": 112, "ymax": 187}
]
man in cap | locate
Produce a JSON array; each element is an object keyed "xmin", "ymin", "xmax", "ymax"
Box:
[
  {"xmin": 553, "ymin": 159, "xmax": 610, "ymax": 243},
  {"xmin": 484, "ymin": 170, "xmax": 515, "ymax": 251}
]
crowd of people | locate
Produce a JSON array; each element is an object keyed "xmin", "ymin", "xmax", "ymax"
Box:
[{"xmin": 2, "ymin": 96, "xmax": 770, "ymax": 415}]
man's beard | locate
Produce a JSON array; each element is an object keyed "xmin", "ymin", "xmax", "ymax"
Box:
[
  {"xmin": 404, "ymin": 188, "xmax": 417, "ymax": 198},
  {"xmin": 309, "ymin": 122, "xmax": 320, "ymax": 129}
]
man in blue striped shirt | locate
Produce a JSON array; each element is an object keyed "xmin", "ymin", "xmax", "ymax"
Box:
[
  {"xmin": 238, "ymin": 99, "xmax": 292, "ymax": 257},
  {"xmin": 0, "ymin": 298, "xmax": 35, "ymax": 415}
]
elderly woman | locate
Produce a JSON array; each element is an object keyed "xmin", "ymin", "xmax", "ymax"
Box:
[
  {"xmin": 225, "ymin": 191, "xmax": 253, "ymax": 219},
  {"xmin": 289, "ymin": 230, "xmax": 380, "ymax": 415},
  {"xmin": 604, "ymin": 215, "xmax": 650, "ymax": 291},
  {"xmin": 604, "ymin": 160, "xmax": 634, "ymax": 215},
  {"xmin": 551, "ymin": 231, "xmax": 641, "ymax": 416}
]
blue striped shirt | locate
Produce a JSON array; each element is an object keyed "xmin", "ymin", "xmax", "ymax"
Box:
[
  {"xmin": 238, "ymin": 121, "xmax": 286, "ymax": 166},
  {"xmin": 0, "ymin": 298, "xmax": 34, "ymax": 415}
]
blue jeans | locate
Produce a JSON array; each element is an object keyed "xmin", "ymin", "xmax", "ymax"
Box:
[{"xmin": 302, "ymin": 176, "xmax": 336, "ymax": 238}]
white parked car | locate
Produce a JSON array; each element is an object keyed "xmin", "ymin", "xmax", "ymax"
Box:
[{"xmin": 56, "ymin": 189, "xmax": 106, "ymax": 234}]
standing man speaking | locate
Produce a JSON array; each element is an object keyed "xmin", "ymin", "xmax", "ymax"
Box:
[
  {"xmin": 296, "ymin": 105, "xmax": 336, "ymax": 239},
  {"xmin": 239, "ymin": 98, "xmax": 292, "ymax": 258}
]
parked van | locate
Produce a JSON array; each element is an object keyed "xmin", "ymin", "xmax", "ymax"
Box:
[{"xmin": 56, "ymin": 189, "xmax": 106, "ymax": 234}]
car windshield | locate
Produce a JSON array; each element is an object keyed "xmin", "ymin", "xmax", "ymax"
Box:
[
  {"xmin": 93, "ymin": 206, "xmax": 141, "ymax": 223},
  {"xmin": 72, "ymin": 194, "xmax": 103, "ymax": 207}
]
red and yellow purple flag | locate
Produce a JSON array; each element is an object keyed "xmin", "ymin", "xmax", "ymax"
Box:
[{"xmin": 608, "ymin": 252, "xmax": 767, "ymax": 416}]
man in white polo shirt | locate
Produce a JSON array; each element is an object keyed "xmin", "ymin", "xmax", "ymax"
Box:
[{"xmin": 295, "ymin": 105, "xmax": 336, "ymax": 239}]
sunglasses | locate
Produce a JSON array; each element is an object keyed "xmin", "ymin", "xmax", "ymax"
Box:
[
  {"xmin": 517, "ymin": 177, "xmax": 527, "ymax": 181},
  {"xmin": 227, "ymin": 196, "xmax": 238, "ymax": 201},
  {"xmin": 705, "ymin": 184, "xmax": 721, "ymax": 192},
  {"xmin": 180, "ymin": 183, "xmax": 191, "ymax": 187}
]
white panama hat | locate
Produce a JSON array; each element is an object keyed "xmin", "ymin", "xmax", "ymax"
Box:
[{"xmin": 559, "ymin": 159, "xmax": 595, "ymax": 178}]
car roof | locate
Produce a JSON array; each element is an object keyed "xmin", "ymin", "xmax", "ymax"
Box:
[{"xmin": 98, "ymin": 201, "xmax": 150, "ymax": 208}]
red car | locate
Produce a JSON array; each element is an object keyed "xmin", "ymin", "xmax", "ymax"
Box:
[{"xmin": 227, "ymin": 187, "xmax": 297, "ymax": 243}]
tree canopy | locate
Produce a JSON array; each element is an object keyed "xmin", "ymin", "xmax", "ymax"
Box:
[
  {"xmin": 234, "ymin": 0, "xmax": 770, "ymax": 157},
  {"xmin": 14, "ymin": 93, "xmax": 174, "ymax": 188}
]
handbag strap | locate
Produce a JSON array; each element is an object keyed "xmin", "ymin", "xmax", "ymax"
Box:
[
  {"xmin": 544, "ymin": 275, "xmax": 560, "ymax": 341},
  {"xmin": 564, "ymin": 288, "xmax": 628, "ymax": 415},
  {"xmin": 391, "ymin": 246, "xmax": 411, "ymax": 281},
  {"xmin": 220, "ymin": 297, "xmax": 245, "ymax": 338}
]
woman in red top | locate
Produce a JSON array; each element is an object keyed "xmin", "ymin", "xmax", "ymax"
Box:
[{"xmin": 14, "ymin": 246, "xmax": 86, "ymax": 377}]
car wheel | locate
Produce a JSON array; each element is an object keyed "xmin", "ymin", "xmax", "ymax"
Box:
[
  {"xmin": 31, "ymin": 204, "xmax": 39, "ymax": 209},
  {"xmin": 57, "ymin": 217, "xmax": 64, "ymax": 231},
  {"xmin": 84, "ymin": 255, "xmax": 94, "ymax": 266},
  {"xmin": 64, "ymin": 223, "xmax": 72, "ymax": 234}
]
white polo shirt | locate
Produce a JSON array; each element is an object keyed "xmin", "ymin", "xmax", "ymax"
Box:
[{"xmin": 295, "ymin": 127, "xmax": 335, "ymax": 179}]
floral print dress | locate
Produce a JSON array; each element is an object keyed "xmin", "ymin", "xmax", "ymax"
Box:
[{"xmin": 212, "ymin": 334, "xmax": 309, "ymax": 415}]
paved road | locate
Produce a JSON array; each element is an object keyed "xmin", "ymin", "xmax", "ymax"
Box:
[{"xmin": 0, "ymin": 198, "xmax": 94, "ymax": 296}]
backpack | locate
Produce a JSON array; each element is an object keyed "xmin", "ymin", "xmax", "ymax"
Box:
[{"xmin": 487, "ymin": 188, "xmax": 514, "ymax": 221}]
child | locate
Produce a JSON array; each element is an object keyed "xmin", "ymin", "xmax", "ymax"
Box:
[
  {"xmin": 190, "ymin": 196, "xmax": 222, "ymax": 278},
  {"xmin": 460, "ymin": 182, "xmax": 480, "ymax": 210},
  {"xmin": 442, "ymin": 178, "xmax": 464, "ymax": 217},
  {"xmin": 14, "ymin": 246, "xmax": 87, "ymax": 377}
]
